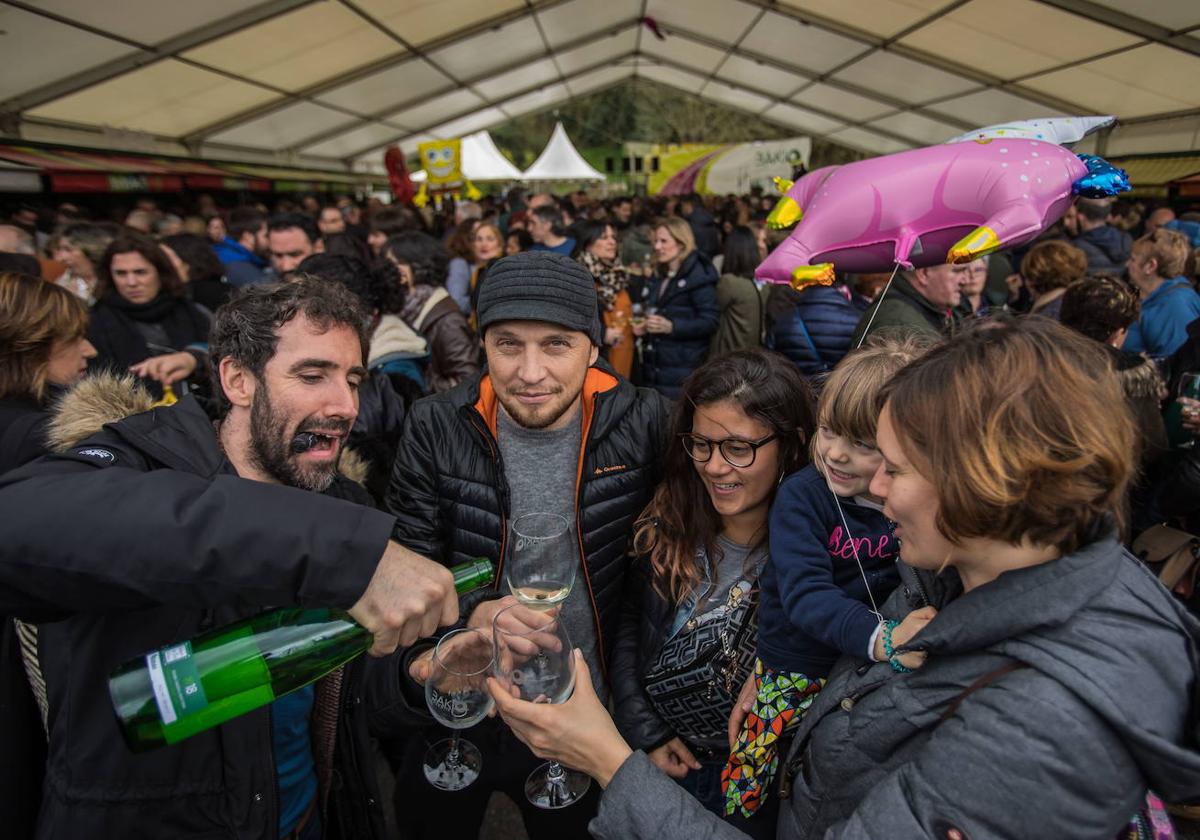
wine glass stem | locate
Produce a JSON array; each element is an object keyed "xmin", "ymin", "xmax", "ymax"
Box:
[
  {"xmin": 446, "ymin": 734, "xmax": 461, "ymax": 768},
  {"xmin": 546, "ymin": 760, "xmax": 565, "ymax": 780}
]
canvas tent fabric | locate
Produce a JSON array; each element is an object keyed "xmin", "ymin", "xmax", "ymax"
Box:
[
  {"xmin": 407, "ymin": 130, "xmax": 523, "ymax": 182},
  {"xmin": 460, "ymin": 130, "xmax": 525, "ymax": 181},
  {"xmin": 521, "ymin": 122, "xmax": 604, "ymax": 181},
  {"xmin": 2, "ymin": 0, "xmax": 1200, "ymax": 175}
]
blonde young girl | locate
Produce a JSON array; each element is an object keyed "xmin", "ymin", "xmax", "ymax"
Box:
[{"xmin": 722, "ymin": 336, "xmax": 931, "ymax": 818}]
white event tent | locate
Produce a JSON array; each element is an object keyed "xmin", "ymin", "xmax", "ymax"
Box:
[
  {"xmin": 1, "ymin": 0, "xmax": 1199, "ymax": 186},
  {"xmin": 409, "ymin": 129, "xmax": 524, "ymax": 183},
  {"xmin": 521, "ymin": 122, "xmax": 605, "ymax": 182},
  {"xmin": 460, "ymin": 130, "xmax": 524, "ymax": 181}
]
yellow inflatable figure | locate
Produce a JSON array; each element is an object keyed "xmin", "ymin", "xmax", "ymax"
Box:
[{"xmin": 413, "ymin": 139, "xmax": 481, "ymax": 208}]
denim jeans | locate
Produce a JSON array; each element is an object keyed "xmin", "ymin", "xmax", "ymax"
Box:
[{"xmin": 674, "ymin": 755, "xmax": 780, "ymax": 840}]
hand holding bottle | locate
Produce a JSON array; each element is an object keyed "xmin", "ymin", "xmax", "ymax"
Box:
[{"xmin": 350, "ymin": 541, "xmax": 459, "ymax": 655}]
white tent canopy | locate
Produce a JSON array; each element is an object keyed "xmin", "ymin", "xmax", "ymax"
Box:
[
  {"xmin": 407, "ymin": 129, "xmax": 523, "ymax": 182},
  {"xmin": 521, "ymin": 122, "xmax": 604, "ymax": 181},
  {"xmin": 460, "ymin": 130, "xmax": 524, "ymax": 180},
  {"xmin": 2, "ymin": 0, "xmax": 1200, "ymax": 172}
]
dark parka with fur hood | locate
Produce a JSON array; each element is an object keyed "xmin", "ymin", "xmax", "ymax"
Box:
[
  {"xmin": 384, "ymin": 362, "xmax": 671, "ymax": 671},
  {"xmin": 0, "ymin": 375, "xmax": 421, "ymax": 840}
]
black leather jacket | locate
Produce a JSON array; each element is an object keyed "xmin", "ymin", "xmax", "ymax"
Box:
[
  {"xmin": 385, "ymin": 362, "xmax": 670, "ymax": 672},
  {"xmin": 611, "ymin": 559, "xmax": 677, "ymax": 752}
]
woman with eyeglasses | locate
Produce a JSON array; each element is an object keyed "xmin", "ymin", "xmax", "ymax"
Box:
[{"xmin": 609, "ymin": 348, "xmax": 815, "ymax": 832}]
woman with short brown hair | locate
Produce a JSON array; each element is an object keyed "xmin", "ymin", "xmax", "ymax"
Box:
[
  {"xmin": 1018, "ymin": 239, "xmax": 1088, "ymax": 317},
  {"xmin": 1124, "ymin": 227, "xmax": 1200, "ymax": 358},
  {"xmin": 488, "ymin": 317, "xmax": 1200, "ymax": 839}
]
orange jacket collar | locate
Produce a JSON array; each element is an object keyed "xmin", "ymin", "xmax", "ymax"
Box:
[{"xmin": 472, "ymin": 367, "xmax": 619, "ymax": 439}]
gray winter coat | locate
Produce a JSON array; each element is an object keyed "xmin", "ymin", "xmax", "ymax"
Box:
[{"xmin": 591, "ymin": 535, "xmax": 1200, "ymax": 839}]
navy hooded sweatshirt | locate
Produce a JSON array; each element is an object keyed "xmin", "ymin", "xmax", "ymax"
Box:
[{"xmin": 758, "ymin": 465, "xmax": 900, "ymax": 677}]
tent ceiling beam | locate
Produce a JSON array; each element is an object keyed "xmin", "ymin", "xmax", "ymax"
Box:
[
  {"xmin": 335, "ymin": 56, "xmax": 640, "ymax": 161},
  {"xmin": 285, "ymin": 18, "xmax": 644, "ymax": 154},
  {"xmin": 655, "ymin": 21, "xmax": 977, "ymax": 131},
  {"xmin": 640, "ymin": 53, "xmax": 922, "ymax": 150},
  {"xmin": 0, "ymin": 0, "xmax": 319, "ymax": 114},
  {"xmin": 790, "ymin": 0, "xmax": 973, "ymax": 95},
  {"xmin": 696, "ymin": 6, "xmax": 771, "ymax": 95},
  {"xmin": 1034, "ymin": 0, "xmax": 1200, "ymax": 57},
  {"xmin": 336, "ymin": 0, "xmax": 515, "ymax": 128},
  {"xmin": 736, "ymin": 0, "xmax": 1093, "ymax": 118},
  {"xmin": 4, "ymin": 0, "xmax": 416, "ymax": 142},
  {"xmin": 523, "ymin": 0, "xmax": 572, "ymax": 96},
  {"xmin": 182, "ymin": 0, "xmax": 579, "ymax": 144}
]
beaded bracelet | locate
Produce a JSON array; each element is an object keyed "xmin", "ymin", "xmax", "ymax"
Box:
[{"xmin": 882, "ymin": 620, "xmax": 912, "ymax": 674}]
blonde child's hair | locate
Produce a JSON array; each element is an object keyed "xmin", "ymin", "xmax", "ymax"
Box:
[{"xmin": 810, "ymin": 334, "xmax": 934, "ymax": 466}]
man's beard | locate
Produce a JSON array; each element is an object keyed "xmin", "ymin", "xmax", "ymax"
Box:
[
  {"xmin": 496, "ymin": 385, "xmax": 576, "ymax": 431},
  {"xmin": 248, "ymin": 381, "xmax": 346, "ymax": 492}
]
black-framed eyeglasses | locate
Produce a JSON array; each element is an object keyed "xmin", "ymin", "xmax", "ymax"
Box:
[{"xmin": 679, "ymin": 432, "xmax": 778, "ymax": 468}]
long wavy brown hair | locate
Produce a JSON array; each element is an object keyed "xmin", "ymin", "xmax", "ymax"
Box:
[{"xmin": 634, "ymin": 349, "xmax": 815, "ymax": 604}]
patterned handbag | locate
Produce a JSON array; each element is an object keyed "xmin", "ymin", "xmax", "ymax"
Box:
[{"xmin": 642, "ymin": 581, "xmax": 759, "ymax": 745}]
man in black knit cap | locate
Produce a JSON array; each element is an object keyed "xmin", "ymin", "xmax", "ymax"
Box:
[{"xmin": 385, "ymin": 251, "xmax": 670, "ymax": 838}]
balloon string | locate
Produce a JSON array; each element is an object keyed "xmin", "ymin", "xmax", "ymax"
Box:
[{"xmin": 854, "ymin": 262, "xmax": 902, "ymax": 350}]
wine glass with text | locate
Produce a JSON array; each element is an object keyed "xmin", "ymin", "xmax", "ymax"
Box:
[
  {"xmin": 491, "ymin": 604, "xmax": 591, "ymax": 809},
  {"xmin": 423, "ymin": 628, "xmax": 495, "ymax": 791},
  {"xmin": 506, "ymin": 513, "xmax": 575, "ymax": 612}
]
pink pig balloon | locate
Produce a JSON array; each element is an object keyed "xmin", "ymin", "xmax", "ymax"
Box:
[{"xmin": 756, "ymin": 138, "xmax": 1087, "ymax": 289}]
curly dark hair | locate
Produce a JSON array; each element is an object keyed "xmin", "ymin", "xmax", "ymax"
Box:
[
  {"xmin": 383, "ymin": 231, "xmax": 449, "ymax": 288},
  {"xmin": 161, "ymin": 233, "xmax": 223, "ymax": 286},
  {"xmin": 1059, "ymin": 276, "xmax": 1140, "ymax": 344},
  {"xmin": 297, "ymin": 253, "xmax": 404, "ymax": 315},
  {"xmin": 207, "ymin": 276, "xmax": 368, "ymax": 419}
]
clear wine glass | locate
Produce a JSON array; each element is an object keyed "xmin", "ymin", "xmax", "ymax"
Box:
[
  {"xmin": 423, "ymin": 628, "xmax": 495, "ymax": 791},
  {"xmin": 630, "ymin": 302, "xmax": 646, "ymax": 329},
  {"xmin": 507, "ymin": 513, "xmax": 575, "ymax": 613},
  {"xmin": 491, "ymin": 604, "xmax": 591, "ymax": 809}
]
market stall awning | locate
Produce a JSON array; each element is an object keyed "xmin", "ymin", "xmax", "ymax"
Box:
[
  {"xmin": 1110, "ymin": 155, "xmax": 1200, "ymax": 186},
  {"xmin": 0, "ymin": 158, "xmax": 42, "ymax": 193},
  {"xmin": 0, "ymin": 143, "xmax": 384, "ymax": 192},
  {"xmin": 222, "ymin": 162, "xmax": 377, "ymax": 192}
]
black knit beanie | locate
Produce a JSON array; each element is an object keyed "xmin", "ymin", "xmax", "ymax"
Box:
[{"xmin": 476, "ymin": 251, "xmax": 603, "ymax": 345}]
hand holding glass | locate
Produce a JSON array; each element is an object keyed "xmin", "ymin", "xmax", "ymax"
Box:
[
  {"xmin": 492, "ymin": 605, "xmax": 591, "ymax": 808},
  {"xmin": 423, "ymin": 628, "xmax": 494, "ymax": 791},
  {"xmin": 507, "ymin": 513, "xmax": 574, "ymax": 612}
]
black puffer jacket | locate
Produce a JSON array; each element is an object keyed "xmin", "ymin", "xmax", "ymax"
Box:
[
  {"xmin": 0, "ymin": 384, "xmax": 419, "ymax": 840},
  {"xmin": 385, "ymin": 362, "xmax": 670, "ymax": 670}
]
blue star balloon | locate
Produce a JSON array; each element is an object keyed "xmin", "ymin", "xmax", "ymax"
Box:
[{"xmin": 1073, "ymin": 154, "xmax": 1130, "ymax": 197}]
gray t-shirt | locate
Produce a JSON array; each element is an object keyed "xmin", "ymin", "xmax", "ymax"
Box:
[{"xmin": 496, "ymin": 407, "xmax": 605, "ymax": 701}]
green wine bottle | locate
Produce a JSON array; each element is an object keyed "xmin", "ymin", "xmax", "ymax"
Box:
[{"xmin": 109, "ymin": 558, "xmax": 494, "ymax": 752}]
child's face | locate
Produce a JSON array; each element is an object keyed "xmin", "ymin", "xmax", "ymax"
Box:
[{"xmin": 814, "ymin": 425, "xmax": 883, "ymax": 498}]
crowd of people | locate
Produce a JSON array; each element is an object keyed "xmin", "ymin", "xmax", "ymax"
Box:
[{"xmin": 2, "ymin": 181, "xmax": 1200, "ymax": 840}]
